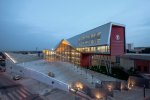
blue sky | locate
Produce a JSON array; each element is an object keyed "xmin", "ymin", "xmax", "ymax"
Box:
[{"xmin": 0, "ymin": 0, "xmax": 150, "ymax": 51}]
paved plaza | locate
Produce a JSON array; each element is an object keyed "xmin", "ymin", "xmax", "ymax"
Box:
[
  {"xmin": 17, "ymin": 78, "xmax": 82, "ymax": 100},
  {"xmin": 5, "ymin": 53, "xmax": 150, "ymax": 100},
  {"xmin": 18, "ymin": 60, "xmax": 119, "ymax": 88},
  {"xmin": 2, "ymin": 72, "xmax": 83, "ymax": 100},
  {"xmin": 17, "ymin": 60, "xmax": 150, "ymax": 100}
]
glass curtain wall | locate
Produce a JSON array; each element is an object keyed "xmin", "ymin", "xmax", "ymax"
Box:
[
  {"xmin": 43, "ymin": 50, "xmax": 56, "ymax": 62},
  {"xmin": 76, "ymin": 45, "xmax": 110, "ymax": 53},
  {"xmin": 55, "ymin": 40, "xmax": 81, "ymax": 66}
]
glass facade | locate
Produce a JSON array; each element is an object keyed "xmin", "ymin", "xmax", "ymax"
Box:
[
  {"xmin": 45, "ymin": 40, "xmax": 81, "ymax": 66},
  {"xmin": 43, "ymin": 22, "xmax": 125, "ymax": 68},
  {"xmin": 43, "ymin": 40, "xmax": 110, "ymax": 67},
  {"xmin": 78, "ymin": 32, "xmax": 101, "ymax": 46},
  {"xmin": 91, "ymin": 55, "xmax": 110, "ymax": 66},
  {"xmin": 55, "ymin": 40, "xmax": 81, "ymax": 65},
  {"xmin": 76, "ymin": 45, "xmax": 110, "ymax": 53},
  {"xmin": 43, "ymin": 50, "xmax": 56, "ymax": 62}
]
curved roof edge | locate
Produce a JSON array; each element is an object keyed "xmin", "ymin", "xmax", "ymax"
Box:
[
  {"xmin": 55, "ymin": 22, "xmax": 125, "ymax": 49},
  {"xmin": 110, "ymin": 22, "xmax": 125, "ymax": 27},
  {"xmin": 54, "ymin": 39, "xmax": 76, "ymax": 51}
]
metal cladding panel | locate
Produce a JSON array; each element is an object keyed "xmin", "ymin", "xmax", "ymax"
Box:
[
  {"xmin": 134, "ymin": 60, "xmax": 150, "ymax": 73},
  {"xmin": 80, "ymin": 54, "xmax": 91, "ymax": 67},
  {"xmin": 110, "ymin": 25, "xmax": 125, "ymax": 56},
  {"xmin": 67, "ymin": 23, "xmax": 112, "ymax": 48}
]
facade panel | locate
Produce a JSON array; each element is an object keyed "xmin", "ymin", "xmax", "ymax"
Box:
[
  {"xmin": 135, "ymin": 60, "xmax": 150, "ymax": 73},
  {"xmin": 67, "ymin": 23, "xmax": 112, "ymax": 47},
  {"xmin": 80, "ymin": 54, "xmax": 91, "ymax": 67},
  {"xmin": 110, "ymin": 25, "xmax": 125, "ymax": 56}
]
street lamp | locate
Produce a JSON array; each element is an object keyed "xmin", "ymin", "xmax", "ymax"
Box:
[
  {"xmin": 91, "ymin": 75, "xmax": 94, "ymax": 84},
  {"xmin": 80, "ymin": 67, "xmax": 82, "ymax": 75},
  {"xmin": 77, "ymin": 65, "xmax": 79, "ymax": 72},
  {"xmin": 85, "ymin": 67, "xmax": 88, "ymax": 79},
  {"xmin": 143, "ymin": 84, "xmax": 146, "ymax": 98}
]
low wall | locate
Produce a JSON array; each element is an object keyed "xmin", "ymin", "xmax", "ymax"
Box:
[
  {"xmin": 128, "ymin": 76, "xmax": 150, "ymax": 88},
  {"xmin": 5, "ymin": 59, "xmax": 69, "ymax": 92}
]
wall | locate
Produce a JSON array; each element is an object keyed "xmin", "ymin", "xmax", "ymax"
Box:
[
  {"xmin": 80, "ymin": 54, "xmax": 91, "ymax": 67},
  {"xmin": 128, "ymin": 76, "xmax": 150, "ymax": 88},
  {"xmin": 134, "ymin": 60, "xmax": 150, "ymax": 73},
  {"xmin": 120, "ymin": 58, "xmax": 134, "ymax": 70},
  {"xmin": 110, "ymin": 25, "xmax": 125, "ymax": 56}
]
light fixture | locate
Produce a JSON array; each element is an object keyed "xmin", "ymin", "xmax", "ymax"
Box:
[{"xmin": 108, "ymin": 85, "xmax": 112, "ymax": 92}]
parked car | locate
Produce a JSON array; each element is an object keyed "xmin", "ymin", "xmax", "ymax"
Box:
[
  {"xmin": 0, "ymin": 59, "xmax": 5, "ymax": 67},
  {"xmin": 48, "ymin": 72, "xmax": 55, "ymax": 77},
  {"xmin": 13, "ymin": 75, "xmax": 22, "ymax": 80}
]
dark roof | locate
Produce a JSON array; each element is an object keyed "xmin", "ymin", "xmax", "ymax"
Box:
[{"xmin": 121, "ymin": 53, "xmax": 150, "ymax": 61}]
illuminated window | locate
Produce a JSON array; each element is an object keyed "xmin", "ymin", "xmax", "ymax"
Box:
[
  {"xmin": 87, "ymin": 35, "xmax": 90, "ymax": 39},
  {"xmin": 97, "ymin": 32, "xmax": 101, "ymax": 36},
  {"xmin": 91, "ymin": 40, "xmax": 94, "ymax": 44},
  {"xmin": 97, "ymin": 39, "xmax": 100, "ymax": 43}
]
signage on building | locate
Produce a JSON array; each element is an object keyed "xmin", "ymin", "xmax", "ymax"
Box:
[{"xmin": 115, "ymin": 34, "xmax": 120, "ymax": 41}]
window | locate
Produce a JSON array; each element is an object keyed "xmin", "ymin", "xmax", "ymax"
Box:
[
  {"xmin": 87, "ymin": 35, "xmax": 90, "ymax": 39},
  {"xmin": 91, "ymin": 34, "xmax": 94, "ymax": 38},
  {"xmin": 97, "ymin": 32, "xmax": 101, "ymax": 36},
  {"xmin": 91, "ymin": 40, "xmax": 94, "ymax": 44},
  {"xmin": 116, "ymin": 57, "xmax": 120, "ymax": 63},
  {"xmin": 97, "ymin": 32, "xmax": 101, "ymax": 39},
  {"xmin": 97, "ymin": 39, "xmax": 100, "ymax": 43},
  {"xmin": 101, "ymin": 46, "xmax": 105, "ymax": 52}
]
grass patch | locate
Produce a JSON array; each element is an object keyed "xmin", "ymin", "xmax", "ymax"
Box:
[
  {"xmin": 111, "ymin": 67, "xmax": 129, "ymax": 80},
  {"xmin": 88, "ymin": 66, "xmax": 129, "ymax": 80}
]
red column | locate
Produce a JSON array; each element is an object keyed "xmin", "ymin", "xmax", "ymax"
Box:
[{"xmin": 80, "ymin": 53, "xmax": 91, "ymax": 67}]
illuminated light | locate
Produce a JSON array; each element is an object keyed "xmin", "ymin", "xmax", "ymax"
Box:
[
  {"xmin": 120, "ymin": 84, "xmax": 123, "ymax": 90},
  {"xmin": 128, "ymin": 81, "xmax": 134, "ymax": 90},
  {"xmin": 70, "ymin": 88, "xmax": 77, "ymax": 93},
  {"xmin": 95, "ymin": 93, "xmax": 102, "ymax": 100},
  {"xmin": 108, "ymin": 85, "xmax": 112, "ymax": 92},
  {"xmin": 128, "ymin": 87, "xmax": 132, "ymax": 90},
  {"xmin": 68, "ymin": 84, "xmax": 71, "ymax": 89},
  {"xmin": 75, "ymin": 82, "xmax": 83, "ymax": 91}
]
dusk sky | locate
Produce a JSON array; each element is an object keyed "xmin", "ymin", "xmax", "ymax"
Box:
[{"xmin": 0, "ymin": 0, "xmax": 150, "ymax": 51}]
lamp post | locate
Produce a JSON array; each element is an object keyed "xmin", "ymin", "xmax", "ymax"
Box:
[
  {"xmin": 143, "ymin": 84, "xmax": 146, "ymax": 98},
  {"xmin": 80, "ymin": 67, "xmax": 82, "ymax": 75},
  {"xmin": 77, "ymin": 65, "xmax": 79, "ymax": 72},
  {"xmin": 92, "ymin": 75, "xmax": 94, "ymax": 84},
  {"xmin": 85, "ymin": 67, "xmax": 87, "ymax": 79}
]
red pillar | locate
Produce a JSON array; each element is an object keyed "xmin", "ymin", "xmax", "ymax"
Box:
[{"xmin": 80, "ymin": 53, "xmax": 92, "ymax": 67}]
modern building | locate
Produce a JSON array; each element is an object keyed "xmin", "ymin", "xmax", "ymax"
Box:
[
  {"xmin": 126, "ymin": 43, "xmax": 134, "ymax": 51},
  {"xmin": 120, "ymin": 54, "xmax": 150, "ymax": 73},
  {"xmin": 43, "ymin": 22, "xmax": 126, "ymax": 71},
  {"xmin": 43, "ymin": 22, "xmax": 150, "ymax": 74}
]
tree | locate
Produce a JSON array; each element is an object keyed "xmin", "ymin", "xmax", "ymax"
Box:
[{"xmin": 141, "ymin": 48, "xmax": 150, "ymax": 53}]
